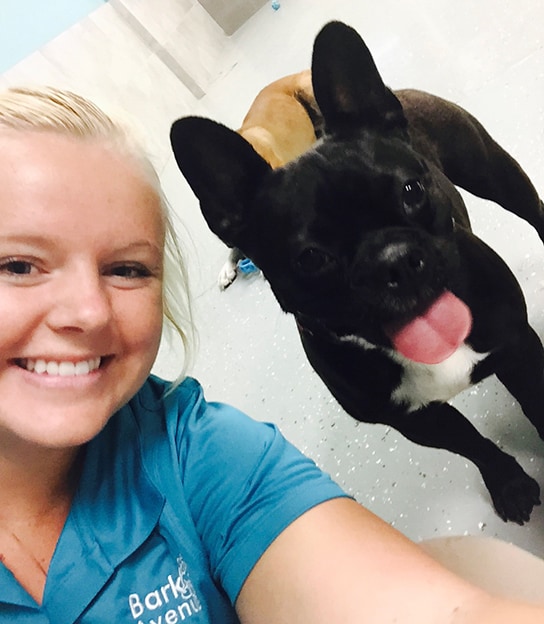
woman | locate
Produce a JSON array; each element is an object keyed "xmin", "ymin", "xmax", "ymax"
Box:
[{"xmin": 0, "ymin": 85, "xmax": 542, "ymax": 623}]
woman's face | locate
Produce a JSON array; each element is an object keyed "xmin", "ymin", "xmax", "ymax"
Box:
[{"xmin": 0, "ymin": 130, "xmax": 164, "ymax": 449}]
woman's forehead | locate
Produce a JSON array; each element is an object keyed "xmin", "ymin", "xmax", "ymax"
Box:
[{"xmin": 0, "ymin": 130, "xmax": 165, "ymax": 246}]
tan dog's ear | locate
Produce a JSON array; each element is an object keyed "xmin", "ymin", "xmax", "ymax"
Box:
[
  {"xmin": 311, "ymin": 21, "xmax": 405, "ymax": 133},
  {"xmin": 170, "ymin": 116, "xmax": 271, "ymax": 248}
]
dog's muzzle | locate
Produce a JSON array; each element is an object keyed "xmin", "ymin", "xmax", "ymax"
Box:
[{"xmin": 350, "ymin": 232, "xmax": 449, "ymax": 318}]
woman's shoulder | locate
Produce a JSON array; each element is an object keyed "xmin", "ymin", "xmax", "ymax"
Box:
[
  {"xmin": 127, "ymin": 374, "xmax": 273, "ymax": 449},
  {"xmin": 129, "ymin": 375, "xmax": 204, "ymax": 427}
]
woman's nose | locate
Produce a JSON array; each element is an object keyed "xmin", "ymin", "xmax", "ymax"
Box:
[{"xmin": 46, "ymin": 268, "xmax": 112, "ymax": 333}]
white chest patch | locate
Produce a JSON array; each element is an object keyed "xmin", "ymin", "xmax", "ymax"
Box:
[
  {"xmin": 389, "ymin": 343, "xmax": 489, "ymax": 411},
  {"xmin": 339, "ymin": 335, "xmax": 489, "ymax": 412}
]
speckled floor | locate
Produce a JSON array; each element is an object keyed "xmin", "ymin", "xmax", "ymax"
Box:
[{"xmin": 155, "ymin": 0, "xmax": 544, "ymax": 557}]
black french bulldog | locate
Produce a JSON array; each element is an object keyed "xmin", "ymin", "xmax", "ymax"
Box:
[{"xmin": 170, "ymin": 21, "xmax": 544, "ymax": 524}]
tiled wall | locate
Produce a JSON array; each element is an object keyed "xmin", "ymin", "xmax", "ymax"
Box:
[{"xmin": 197, "ymin": 0, "xmax": 268, "ymax": 35}]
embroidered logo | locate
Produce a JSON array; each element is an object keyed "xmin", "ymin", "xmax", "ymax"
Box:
[{"xmin": 128, "ymin": 555, "xmax": 203, "ymax": 622}]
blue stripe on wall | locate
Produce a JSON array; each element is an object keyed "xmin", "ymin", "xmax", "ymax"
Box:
[{"xmin": 0, "ymin": 0, "xmax": 106, "ymax": 73}]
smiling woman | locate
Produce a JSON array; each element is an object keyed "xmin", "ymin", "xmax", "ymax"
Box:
[
  {"xmin": 0, "ymin": 128, "xmax": 164, "ymax": 448},
  {"xmin": 0, "ymin": 85, "xmax": 346, "ymax": 619}
]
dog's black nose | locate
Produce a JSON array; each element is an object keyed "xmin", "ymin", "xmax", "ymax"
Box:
[
  {"xmin": 380, "ymin": 242, "xmax": 426, "ymax": 289},
  {"xmin": 352, "ymin": 240, "xmax": 430, "ymax": 294}
]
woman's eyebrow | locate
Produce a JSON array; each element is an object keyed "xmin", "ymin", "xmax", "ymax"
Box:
[
  {"xmin": 0, "ymin": 235, "xmax": 162, "ymax": 252},
  {"xmin": 110, "ymin": 240, "xmax": 164, "ymax": 258},
  {"xmin": 0, "ymin": 233, "xmax": 58, "ymax": 248}
]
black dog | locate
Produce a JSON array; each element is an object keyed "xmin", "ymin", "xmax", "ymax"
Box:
[{"xmin": 170, "ymin": 21, "xmax": 544, "ymax": 524}]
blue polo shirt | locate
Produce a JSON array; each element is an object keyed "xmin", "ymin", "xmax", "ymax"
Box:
[{"xmin": 0, "ymin": 376, "xmax": 346, "ymax": 622}]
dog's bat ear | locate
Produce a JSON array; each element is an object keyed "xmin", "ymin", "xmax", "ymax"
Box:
[
  {"xmin": 170, "ymin": 116, "xmax": 271, "ymax": 247},
  {"xmin": 311, "ymin": 21, "xmax": 405, "ymax": 133}
]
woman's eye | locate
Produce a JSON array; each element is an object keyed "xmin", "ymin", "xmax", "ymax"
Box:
[
  {"xmin": 0, "ymin": 259, "xmax": 35, "ymax": 276},
  {"xmin": 109, "ymin": 264, "xmax": 153, "ymax": 279}
]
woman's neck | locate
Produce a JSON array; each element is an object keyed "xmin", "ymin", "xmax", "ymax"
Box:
[
  {"xmin": 0, "ymin": 438, "xmax": 82, "ymax": 521},
  {"xmin": 0, "ymin": 440, "xmax": 83, "ymax": 605}
]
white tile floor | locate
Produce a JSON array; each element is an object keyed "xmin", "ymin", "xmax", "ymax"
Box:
[{"xmin": 155, "ymin": 0, "xmax": 544, "ymax": 556}]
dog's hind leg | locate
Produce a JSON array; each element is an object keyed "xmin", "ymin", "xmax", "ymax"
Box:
[
  {"xmin": 449, "ymin": 133, "xmax": 544, "ymax": 241},
  {"xmin": 402, "ymin": 91, "xmax": 544, "ymax": 240},
  {"xmin": 392, "ymin": 403, "xmax": 541, "ymax": 524},
  {"xmin": 218, "ymin": 247, "xmax": 245, "ymax": 290}
]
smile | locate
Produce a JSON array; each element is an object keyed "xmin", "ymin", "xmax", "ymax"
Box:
[{"xmin": 15, "ymin": 357, "xmax": 102, "ymax": 376}]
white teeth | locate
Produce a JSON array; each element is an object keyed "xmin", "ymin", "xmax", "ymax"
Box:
[
  {"xmin": 22, "ymin": 357, "xmax": 101, "ymax": 376},
  {"xmin": 35, "ymin": 360, "xmax": 47, "ymax": 374},
  {"xmin": 74, "ymin": 361, "xmax": 90, "ymax": 375},
  {"xmin": 46, "ymin": 361, "xmax": 59, "ymax": 375},
  {"xmin": 59, "ymin": 362, "xmax": 77, "ymax": 376}
]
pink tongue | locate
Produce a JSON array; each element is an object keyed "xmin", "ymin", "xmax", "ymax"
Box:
[{"xmin": 385, "ymin": 291, "xmax": 472, "ymax": 364}]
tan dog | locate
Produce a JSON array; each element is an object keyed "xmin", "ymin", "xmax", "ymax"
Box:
[
  {"xmin": 218, "ymin": 70, "xmax": 319, "ymax": 288},
  {"xmin": 237, "ymin": 69, "xmax": 317, "ymax": 168}
]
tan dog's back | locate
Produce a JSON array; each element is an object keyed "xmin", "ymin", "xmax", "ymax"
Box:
[{"xmin": 238, "ymin": 70, "xmax": 318, "ymax": 168}]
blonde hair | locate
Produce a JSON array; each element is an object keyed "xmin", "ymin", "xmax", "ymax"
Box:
[{"xmin": 0, "ymin": 86, "xmax": 195, "ymax": 382}]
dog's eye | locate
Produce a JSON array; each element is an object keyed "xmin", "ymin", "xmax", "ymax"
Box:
[
  {"xmin": 296, "ymin": 248, "xmax": 335, "ymax": 276},
  {"xmin": 402, "ymin": 179, "xmax": 426, "ymax": 214}
]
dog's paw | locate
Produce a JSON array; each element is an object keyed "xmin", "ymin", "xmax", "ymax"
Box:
[
  {"xmin": 218, "ymin": 260, "xmax": 238, "ymax": 290},
  {"xmin": 488, "ymin": 474, "xmax": 541, "ymax": 525}
]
